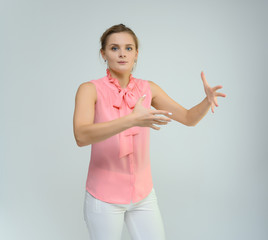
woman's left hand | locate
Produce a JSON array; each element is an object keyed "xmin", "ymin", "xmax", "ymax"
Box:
[{"xmin": 201, "ymin": 71, "xmax": 226, "ymax": 113}]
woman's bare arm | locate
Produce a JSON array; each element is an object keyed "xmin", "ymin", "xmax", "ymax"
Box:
[
  {"xmin": 149, "ymin": 80, "xmax": 191, "ymax": 125},
  {"xmin": 149, "ymin": 71, "xmax": 226, "ymax": 126},
  {"xmin": 73, "ymin": 82, "xmax": 172, "ymax": 147}
]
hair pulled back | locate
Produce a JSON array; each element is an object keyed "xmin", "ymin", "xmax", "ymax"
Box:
[{"xmin": 100, "ymin": 23, "xmax": 139, "ymax": 53}]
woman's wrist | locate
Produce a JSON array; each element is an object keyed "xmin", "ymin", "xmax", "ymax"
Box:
[{"xmin": 126, "ymin": 112, "xmax": 137, "ymax": 128}]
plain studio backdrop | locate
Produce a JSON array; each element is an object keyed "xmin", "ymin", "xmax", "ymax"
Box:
[{"xmin": 1, "ymin": 0, "xmax": 267, "ymax": 239}]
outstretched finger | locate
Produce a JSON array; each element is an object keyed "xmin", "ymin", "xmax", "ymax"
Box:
[
  {"xmin": 201, "ymin": 71, "xmax": 209, "ymax": 86},
  {"xmin": 151, "ymin": 124, "xmax": 160, "ymax": 130},
  {"xmin": 212, "ymin": 85, "xmax": 223, "ymax": 92},
  {"xmin": 154, "ymin": 115, "xmax": 172, "ymax": 122},
  {"xmin": 211, "ymin": 103, "xmax": 215, "ymax": 113},
  {"xmin": 215, "ymin": 92, "xmax": 226, "ymax": 97},
  {"xmin": 153, "ymin": 119, "xmax": 169, "ymax": 125},
  {"xmin": 150, "ymin": 109, "xmax": 173, "ymax": 116},
  {"xmin": 214, "ymin": 97, "xmax": 218, "ymax": 107}
]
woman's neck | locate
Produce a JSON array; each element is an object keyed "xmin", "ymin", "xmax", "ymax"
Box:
[{"xmin": 109, "ymin": 68, "xmax": 131, "ymax": 89}]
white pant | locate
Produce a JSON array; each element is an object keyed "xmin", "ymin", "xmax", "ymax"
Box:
[{"xmin": 83, "ymin": 188, "xmax": 166, "ymax": 240}]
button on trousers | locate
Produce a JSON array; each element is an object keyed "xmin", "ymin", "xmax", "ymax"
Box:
[{"xmin": 83, "ymin": 188, "xmax": 166, "ymax": 240}]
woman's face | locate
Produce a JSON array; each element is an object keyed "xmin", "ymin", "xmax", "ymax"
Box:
[{"xmin": 101, "ymin": 32, "xmax": 138, "ymax": 74}]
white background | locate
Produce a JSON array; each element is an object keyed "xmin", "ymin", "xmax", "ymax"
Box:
[{"xmin": 1, "ymin": 0, "xmax": 267, "ymax": 239}]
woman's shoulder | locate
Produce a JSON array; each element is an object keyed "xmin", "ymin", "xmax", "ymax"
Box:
[
  {"xmin": 76, "ymin": 81, "xmax": 97, "ymax": 96},
  {"xmin": 133, "ymin": 76, "xmax": 152, "ymax": 86},
  {"xmin": 145, "ymin": 80, "xmax": 161, "ymax": 100},
  {"xmin": 74, "ymin": 81, "xmax": 97, "ymax": 105},
  {"xmin": 133, "ymin": 76, "xmax": 154, "ymax": 84}
]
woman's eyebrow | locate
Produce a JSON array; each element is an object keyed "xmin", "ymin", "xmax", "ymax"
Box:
[{"xmin": 108, "ymin": 43, "xmax": 134, "ymax": 46}]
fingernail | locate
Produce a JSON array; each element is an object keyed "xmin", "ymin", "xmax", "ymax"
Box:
[{"xmin": 168, "ymin": 112, "xmax": 172, "ymax": 115}]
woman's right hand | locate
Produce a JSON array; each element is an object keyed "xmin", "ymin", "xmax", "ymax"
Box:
[{"xmin": 131, "ymin": 94, "xmax": 172, "ymax": 130}]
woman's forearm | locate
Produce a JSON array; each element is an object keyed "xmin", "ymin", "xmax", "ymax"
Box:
[
  {"xmin": 187, "ymin": 96, "xmax": 211, "ymax": 126},
  {"xmin": 75, "ymin": 114, "xmax": 135, "ymax": 147}
]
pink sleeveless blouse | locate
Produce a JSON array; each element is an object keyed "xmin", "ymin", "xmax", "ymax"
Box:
[{"xmin": 85, "ymin": 68, "xmax": 153, "ymax": 204}]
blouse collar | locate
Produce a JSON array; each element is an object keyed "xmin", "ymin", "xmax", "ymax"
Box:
[{"xmin": 106, "ymin": 68, "xmax": 135, "ymax": 92}]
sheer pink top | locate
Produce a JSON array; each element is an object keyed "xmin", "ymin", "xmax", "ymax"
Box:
[{"xmin": 85, "ymin": 68, "xmax": 153, "ymax": 204}]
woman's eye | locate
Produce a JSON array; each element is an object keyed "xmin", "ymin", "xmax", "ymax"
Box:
[{"xmin": 111, "ymin": 47, "xmax": 132, "ymax": 51}]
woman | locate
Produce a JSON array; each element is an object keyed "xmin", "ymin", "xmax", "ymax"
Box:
[{"xmin": 73, "ymin": 23, "xmax": 226, "ymax": 240}]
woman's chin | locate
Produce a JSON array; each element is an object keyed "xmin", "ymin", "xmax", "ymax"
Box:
[{"xmin": 110, "ymin": 65, "xmax": 132, "ymax": 74}]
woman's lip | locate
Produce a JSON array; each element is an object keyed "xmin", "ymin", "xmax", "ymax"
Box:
[{"xmin": 118, "ymin": 62, "xmax": 127, "ymax": 63}]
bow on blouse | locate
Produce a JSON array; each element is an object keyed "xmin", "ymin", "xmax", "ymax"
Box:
[{"xmin": 106, "ymin": 68, "xmax": 140, "ymax": 158}]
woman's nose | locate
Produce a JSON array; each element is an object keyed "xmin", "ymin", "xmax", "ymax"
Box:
[{"xmin": 119, "ymin": 50, "xmax": 126, "ymax": 57}]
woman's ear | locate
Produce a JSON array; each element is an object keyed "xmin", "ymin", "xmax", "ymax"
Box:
[
  {"xmin": 100, "ymin": 49, "xmax": 106, "ymax": 61},
  {"xmin": 135, "ymin": 49, "xmax": 139, "ymax": 61}
]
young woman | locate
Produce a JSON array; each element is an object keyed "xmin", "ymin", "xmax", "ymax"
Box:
[{"xmin": 73, "ymin": 23, "xmax": 226, "ymax": 240}]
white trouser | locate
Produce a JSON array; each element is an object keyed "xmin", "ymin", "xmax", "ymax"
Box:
[{"xmin": 83, "ymin": 188, "xmax": 166, "ymax": 240}]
